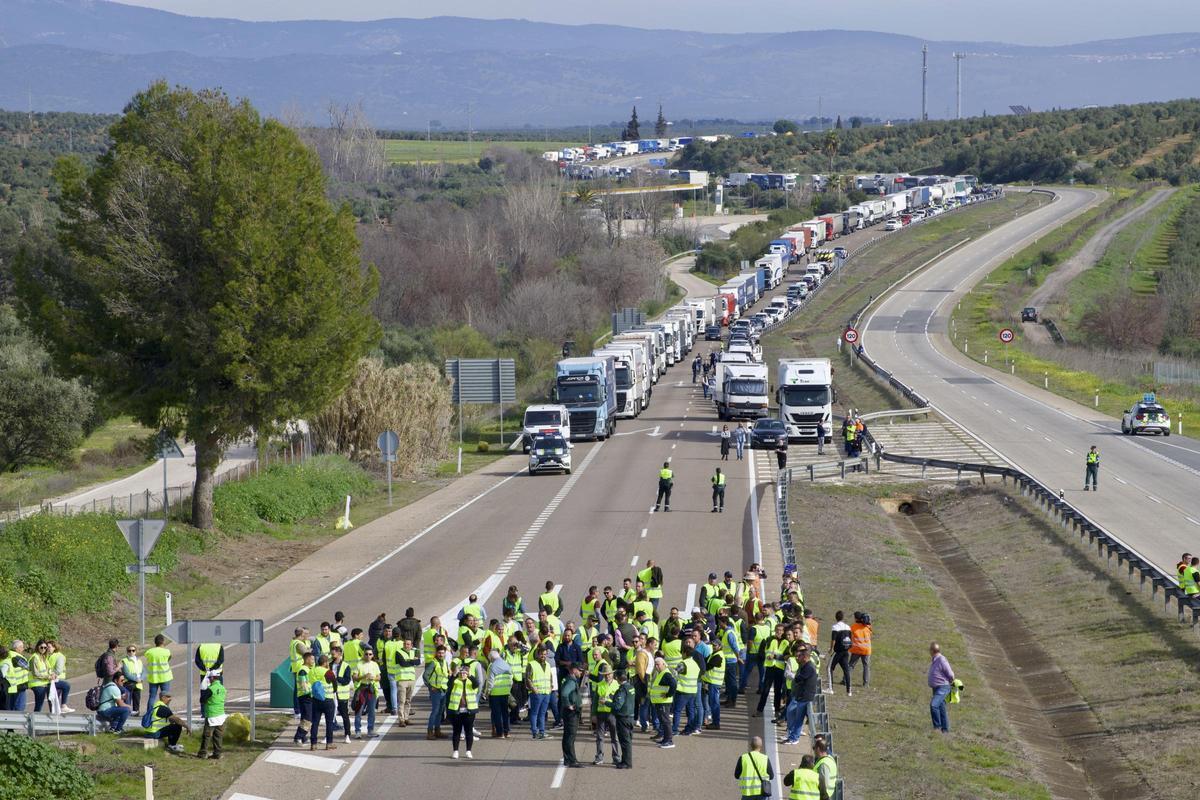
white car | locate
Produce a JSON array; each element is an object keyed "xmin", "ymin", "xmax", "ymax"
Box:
[
  {"xmin": 528, "ymin": 433, "xmax": 573, "ymax": 474},
  {"xmin": 884, "ymin": 218, "xmax": 903, "ymax": 231},
  {"xmin": 1121, "ymin": 399, "xmax": 1171, "ymax": 436}
]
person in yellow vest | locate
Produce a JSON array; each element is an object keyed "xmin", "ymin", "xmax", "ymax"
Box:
[
  {"xmin": 484, "ymin": 650, "xmax": 513, "ymax": 739},
  {"xmin": 45, "ymin": 640, "xmax": 73, "ymax": 713},
  {"xmin": 422, "ymin": 616, "xmax": 452, "ymax": 664},
  {"xmin": 194, "ymin": 642, "xmax": 223, "ymax": 674},
  {"xmin": 1084, "ymin": 445, "xmax": 1100, "ymax": 491},
  {"xmin": 754, "ymin": 623, "xmax": 788, "ymax": 719},
  {"xmin": 143, "ymin": 692, "xmax": 189, "ymax": 752},
  {"xmin": 504, "ymin": 636, "xmax": 529, "ymax": 727},
  {"xmin": 784, "ymin": 754, "xmax": 821, "ymax": 800},
  {"xmin": 648, "ymin": 656, "xmax": 677, "ymax": 748},
  {"xmin": 459, "ymin": 615, "xmax": 485, "ymax": 653},
  {"xmin": 711, "ymin": 466, "xmax": 727, "ymax": 512},
  {"xmin": 526, "ymin": 646, "xmax": 555, "ymax": 739},
  {"xmin": 423, "ymin": 644, "xmax": 450, "ymax": 740},
  {"xmin": 342, "ymin": 628, "xmax": 365, "ymax": 677},
  {"xmin": 812, "ymin": 736, "xmax": 839, "ymax": 800},
  {"xmin": 672, "ymin": 644, "xmax": 703, "ymax": 736},
  {"xmin": 285, "ymin": 628, "xmax": 310, "ymax": 719},
  {"xmin": 702, "ymin": 640, "xmax": 726, "ymax": 731},
  {"xmin": 655, "ymin": 461, "xmax": 673, "ymax": 512},
  {"xmin": 591, "ymin": 662, "xmax": 619, "ymax": 765},
  {"xmin": 539, "ymin": 581, "xmax": 563, "ymax": 616},
  {"xmin": 308, "ymin": 655, "xmax": 337, "ymax": 751},
  {"xmin": 28, "ymin": 640, "xmax": 54, "ymax": 712},
  {"xmin": 734, "ymin": 735, "xmax": 775, "ymax": 797},
  {"xmin": 447, "ymin": 661, "xmax": 480, "ymax": 759},
  {"xmin": 392, "ymin": 637, "xmax": 420, "ymax": 726},
  {"xmin": 329, "ymin": 645, "xmax": 353, "ymax": 743},
  {"xmin": 351, "ymin": 647, "xmax": 381, "ymax": 739},
  {"xmin": 314, "ymin": 623, "xmax": 338, "ymax": 662},
  {"xmin": 374, "ymin": 625, "xmax": 394, "ymax": 716},
  {"xmin": 580, "ymin": 586, "xmax": 600, "ymax": 621},
  {"xmin": 1182, "ymin": 556, "xmax": 1200, "ymax": 599},
  {"xmin": 637, "ymin": 560, "xmax": 665, "ymax": 611},
  {"xmin": 459, "ymin": 594, "xmax": 486, "ymax": 627},
  {"xmin": 121, "ymin": 644, "xmax": 146, "ymax": 714},
  {"xmin": 292, "ymin": 650, "xmax": 316, "ymax": 746}
]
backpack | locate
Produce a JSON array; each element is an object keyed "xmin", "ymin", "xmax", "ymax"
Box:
[
  {"xmin": 94, "ymin": 654, "xmax": 109, "ymax": 679},
  {"xmin": 84, "ymin": 683, "xmax": 104, "ymax": 712},
  {"xmin": 311, "ymin": 680, "xmax": 326, "ymax": 702}
]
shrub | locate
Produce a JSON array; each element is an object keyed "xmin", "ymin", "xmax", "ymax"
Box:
[
  {"xmin": 476, "ymin": 441, "xmax": 489, "ymax": 453},
  {"xmin": 213, "ymin": 455, "xmax": 374, "ymax": 533},
  {"xmin": 0, "ymin": 732, "xmax": 93, "ymax": 800}
]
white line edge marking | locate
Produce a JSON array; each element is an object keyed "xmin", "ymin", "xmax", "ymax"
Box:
[
  {"xmin": 551, "ymin": 762, "xmax": 567, "ymax": 788},
  {"xmin": 631, "ymin": 555, "xmax": 639, "ymax": 567},
  {"xmin": 641, "ymin": 528, "xmax": 648, "ymax": 538},
  {"xmin": 747, "ymin": 454, "xmax": 780, "ymax": 796}
]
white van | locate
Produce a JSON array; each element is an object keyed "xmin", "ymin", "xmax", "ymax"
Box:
[{"xmin": 522, "ymin": 404, "xmax": 571, "ymax": 452}]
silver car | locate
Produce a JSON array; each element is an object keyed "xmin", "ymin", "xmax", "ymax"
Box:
[
  {"xmin": 1121, "ymin": 401, "xmax": 1170, "ymax": 436},
  {"xmin": 528, "ymin": 434, "xmax": 573, "ymax": 474}
]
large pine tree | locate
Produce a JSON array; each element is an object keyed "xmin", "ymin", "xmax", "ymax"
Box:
[
  {"xmin": 655, "ymin": 105, "xmax": 667, "ymax": 138},
  {"xmin": 622, "ymin": 106, "xmax": 640, "ymax": 141}
]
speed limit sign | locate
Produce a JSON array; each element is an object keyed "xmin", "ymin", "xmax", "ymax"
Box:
[
  {"xmin": 999, "ymin": 328, "xmax": 1014, "ymax": 343},
  {"xmin": 844, "ymin": 327, "xmax": 859, "ymax": 345}
]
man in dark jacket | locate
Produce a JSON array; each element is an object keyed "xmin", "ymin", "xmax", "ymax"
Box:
[
  {"xmin": 783, "ymin": 647, "xmax": 818, "ymax": 745},
  {"xmin": 612, "ymin": 671, "xmax": 635, "ymax": 769},
  {"xmin": 397, "ymin": 609, "xmax": 422, "ymax": 652},
  {"xmin": 559, "ymin": 663, "xmax": 584, "ymax": 767}
]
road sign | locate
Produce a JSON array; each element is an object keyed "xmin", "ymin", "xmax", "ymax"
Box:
[
  {"xmin": 999, "ymin": 327, "xmax": 1015, "ymax": 343},
  {"xmin": 843, "ymin": 327, "xmax": 859, "ymax": 345},
  {"xmin": 155, "ymin": 430, "xmax": 185, "ymax": 460},
  {"xmin": 163, "ymin": 619, "xmax": 265, "ymax": 740},
  {"xmin": 445, "ymin": 358, "xmax": 517, "ymax": 404},
  {"xmin": 377, "ymin": 430, "xmax": 399, "ymax": 462},
  {"xmin": 118, "ymin": 519, "xmax": 166, "ymax": 560}
]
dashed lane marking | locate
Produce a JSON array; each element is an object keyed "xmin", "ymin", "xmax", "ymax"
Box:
[
  {"xmin": 684, "ymin": 583, "xmax": 697, "ymax": 613},
  {"xmin": 641, "ymin": 528, "xmax": 648, "ymax": 538},
  {"xmin": 266, "ymin": 750, "xmax": 344, "ymax": 774},
  {"xmin": 630, "ymin": 555, "xmax": 639, "ymax": 567}
]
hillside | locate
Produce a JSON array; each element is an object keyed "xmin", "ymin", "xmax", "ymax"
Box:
[
  {"xmin": 2, "ymin": 1, "xmax": 1199, "ymax": 126},
  {"xmin": 679, "ymin": 99, "xmax": 1200, "ymax": 185}
]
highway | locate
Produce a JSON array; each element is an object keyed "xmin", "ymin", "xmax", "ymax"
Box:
[{"xmin": 862, "ymin": 188, "xmax": 1200, "ymax": 573}]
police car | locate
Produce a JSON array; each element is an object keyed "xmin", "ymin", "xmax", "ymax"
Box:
[
  {"xmin": 528, "ymin": 433, "xmax": 573, "ymax": 475},
  {"xmin": 1121, "ymin": 393, "xmax": 1170, "ymax": 437}
]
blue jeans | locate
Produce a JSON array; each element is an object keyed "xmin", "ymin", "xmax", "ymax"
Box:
[
  {"xmin": 930, "ymin": 685, "xmax": 951, "ymax": 732},
  {"xmin": 8, "ymin": 689, "xmax": 26, "ymax": 711},
  {"xmin": 724, "ymin": 660, "xmax": 741, "ymax": 700},
  {"xmin": 386, "ymin": 676, "xmax": 398, "ymax": 714},
  {"xmin": 671, "ymin": 691, "xmax": 700, "ymax": 734},
  {"xmin": 99, "ymin": 705, "xmax": 131, "ymax": 731},
  {"xmin": 529, "ymin": 693, "xmax": 550, "ymax": 735},
  {"xmin": 704, "ymin": 683, "xmax": 721, "ymax": 726},
  {"xmin": 147, "ymin": 681, "xmax": 170, "ymax": 709},
  {"xmin": 489, "ymin": 694, "xmax": 511, "ymax": 735},
  {"xmin": 785, "ymin": 698, "xmax": 810, "ymax": 741},
  {"xmin": 549, "ymin": 689, "xmax": 561, "ymax": 725},
  {"xmin": 32, "ymin": 685, "xmax": 50, "ymax": 712},
  {"xmin": 56, "ymin": 680, "xmax": 71, "ymax": 707},
  {"xmin": 427, "ymin": 690, "xmax": 446, "ymax": 731},
  {"xmin": 354, "ymin": 692, "xmax": 375, "ymax": 734}
]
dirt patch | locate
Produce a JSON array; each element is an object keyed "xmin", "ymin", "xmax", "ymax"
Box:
[
  {"xmin": 887, "ymin": 490, "xmax": 1149, "ymax": 799},
  {"xmin": 1131, "ymin": 133, "xmax": 1192, "ymax": 167}
]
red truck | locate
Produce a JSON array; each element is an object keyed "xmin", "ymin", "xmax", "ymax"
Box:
[
  {"xmin": 819, "ymin": 215, "xmax": 838, "ymax": 241},
  {"xmin": 718, "ymin": 293, "xmax": 737, "ymax": 325}
]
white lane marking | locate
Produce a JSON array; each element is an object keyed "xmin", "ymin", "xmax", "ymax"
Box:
[
  {"xmin": 1024, "ymin": 426, "xmax": 1034, "ymax": 432},
  {"xmin": 1113, "ymin": 476, "xmax": 1128, "ymax": 485},
  {"xmin": 630, "ymin": 555, "xmax": 639, "ymax": 567},
  {"xmin": 1148, "ymin": 496, "xmax": 1162, "ymax": 504},
  {"xmin": 1043, "ymin": 436, "xmax": 1052, "ymax": 442},
  {"xmin": 1064, "ymin": 448, "xmax": 1075, "ymax": 455},
  {"xmin": 265, "ymin": 466, "xmax": 526, "ymax": 634},
  {"xmin": 1187, "ymin": 517, "xmax": 1200, "ymax": 526},
  {"xmin": 684, "ymin": 583, "xmax": 697, "ymax": 613},
  {"xmin": 266, "ymin": 750, "xmax": 344, "ymax": 774},
  {"xmin": 1010, "ymin": 418, "xmax": 1018, "ymax": 423},
  {"xmin": 747, "ymin": 455, "xmax": 780, "ymax": 798},
  {"xmin": 671, "ymin": 443, "xmax": 677, "ymax": 450},
  {"xmin": 231, "ymin": 795, "xmax": 275, "ymax": 800},
  {"xmin": 641, "ymin": 528, "xmax": 648, "ymax": 538},
  {"xmin": 551, "ymin": 762, "xmax": 567, "ymax": 788}
]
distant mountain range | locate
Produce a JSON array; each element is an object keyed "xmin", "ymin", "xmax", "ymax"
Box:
[{"xmin": 3, "ymin": 0, "xmax": 1199, "ymax": 127}]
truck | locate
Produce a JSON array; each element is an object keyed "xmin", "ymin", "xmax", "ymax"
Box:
[
  {"xmin": 686, "ymin": 297, "xmax": 716, "ymax": 327},
  {"xmin": 755, "ymin": 253, "xmax": 786, "ymax": 289},
  {"xmin": 593, "ymin": 344, "xmax": 647, "ymax": 418},
  {"xmin": 776, "ymin": 358, "xmax": 833, "ymax": 443},
  {"xmin": 779, "ymin": 232, "xmax": 806, "ymax": 261},
  {"xmin": 768, "ymin": 239, "xmax": 795, "ymax": 263},
  {"xmin": 614, "ymin": 330, "xmax": 663, "ymax": 382},
  {"xmin": 741, "ymin": 266, "xmax": 766, "ymax": 297},
  {"xmin": 717, "ymin": 292, "xmax": 738, "ymax": 325},
  {"xmin": 819, "ymin": 216, "xmax": 838, "ymax": 242},
  {"xmin": 636, "ymin": 324, "xmax": 677, "ymax": 366},
  {"xmin": 713, "ymin": 362, "xmax": 770, "ymax": 420},
  {"xmin": 841, "ymin": 209, "xmax": 865, "ymax": 235},
  {"xmin": 803, "ymin": 221, "xmax": 826, "ymax": 248},
  {"xmin": 521, "ymin": 404, "xmax": 572, "ymax": 452},
  {"xmin": 725, "ymin": 172, "xmax": 755, "ymax": 188},
  {"xmin": 666, "ymin": 309, "xmax": 696, "ymax": 352},
  {"xmin": 735, "ymin": 272, "xmax": 761, "ymax": 307},
  {"xmin": 720, "ymin": 281, "xmax": 749, "ymax": 315},
  {"xmin": 554, "ymin": 356, "xmax": 617, "ymax": 440}
]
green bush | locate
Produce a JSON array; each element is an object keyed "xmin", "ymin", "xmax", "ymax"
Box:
[
  {"xmin": 213, "ymin": 455, "xmax": 374, "ymax": 533},
  {"xmin": 476, "ymin": 441, "xmax": 489, "ymax": 453},
  {"xmin": 0, "ymin": 733, "xmax": 93, "ymax": 800}
]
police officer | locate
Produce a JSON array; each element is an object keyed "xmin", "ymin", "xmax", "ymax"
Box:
[
  {"xmin": 655, "ymin": 462, "xmax": 673, "ymax": 512},
  {"xmin": 611, "ymin": 670, "xmax": 635, "ymax": 769},
  {"xmin": 711, "ymin": 467, "xmax": 726, "ymax": 513},
  {"xmin": 1084, "ymin": 445, "xmax": 1100, "ymax": 491},
  {"xmin": 559, "ymin": 663, "xmax": 584, "ymax": 768}
]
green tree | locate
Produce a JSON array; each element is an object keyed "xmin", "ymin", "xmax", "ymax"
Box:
[
  {"xmin": 835, "ymin": 115, "xmax": 843, "ymax": 130},
  {"xmin": 0, "ymin": 306, "xmax": 93, "ymax": 473},
  {"xmin": 822, "ymin": 130, "xmax": 840, "ymax": 173},
  {"xmin": 16, "ymin": 83, "xmax": 379, "ymax": 529},
  {"xmin": 772, "ymin": 119, "xmax": 799, "ymax": 136},
  {"xmin": 622, "ymin": 106, "xmax": 640, "ymax": 141},
  {"xmin": 655, "ymin": 105, "xmax": 667, "ymax": 138}
]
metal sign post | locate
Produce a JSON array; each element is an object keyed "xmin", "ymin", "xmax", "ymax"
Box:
[
  {"xmin": 445, "ymin": 358, "xmax": 517, "ymax": 473},
  {"xmin": 164, "ymin": 619, "xmax": 265, "ymax": 737},
  {"xmin": 119, "ymin": 519, "xmax": 166, "ymax": 646},
  {"xmin": 377, "ymin": 431, "xmax": 399, "ymax": 505},
  {"xmin": 155, "ymin": 431, "xmax": 185, "ymax": 521}
]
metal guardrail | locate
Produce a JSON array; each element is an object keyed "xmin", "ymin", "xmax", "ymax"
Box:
[
  {"xmin": 858, "ymin": 407, "xmax": 933, "ymax": 423},
  {"xmin": 0, "ymin": 711, "xmax": 100, "ymax": 736},
  {"xmin": 1042, "ymin": 318, "xmax": 1065, "ymax": 344}
]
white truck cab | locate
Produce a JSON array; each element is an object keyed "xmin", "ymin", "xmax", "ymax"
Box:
[{"xmin": 522, "ymin": 404, "xmax": 572, "ymax": 451}]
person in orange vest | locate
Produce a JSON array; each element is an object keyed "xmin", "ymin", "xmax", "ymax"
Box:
[{"xmin": 848, "ymin": 612, "xmax": 872, "ymax": 689}]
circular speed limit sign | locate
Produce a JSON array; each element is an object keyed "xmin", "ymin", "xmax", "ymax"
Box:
[
  {"xmin": 998, "ymin": 328, "xmax": 1015, "ymax": 344},
  {"xmin": 844, "ymin": 327, "xmax": 859, "ymax": 344}
]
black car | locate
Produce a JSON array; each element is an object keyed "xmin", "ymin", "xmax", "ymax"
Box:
[
  {"xmin": 1021, "ymin": 307, "xmax": 1038, "ymax": 323},
  {"xmin": 750, "ymin": 418, "xmax": 788, "ymax": 449},
  {"xmin": 705, "ymin": 324, "xmax": 723, "ymax": 340}
]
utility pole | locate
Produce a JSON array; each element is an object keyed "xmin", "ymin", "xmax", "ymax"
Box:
[
  {"xmin": 921, "ymin": 44, "xmax": 928, "ymax": 121},
  {"xmin": 953, "ymin": 52, "xmax": 966, "ymax": 119},
  {"xmin": 817, "ymin": 96, "xmax": 823, "ymax": 131},
  {"xmin": 467, "ymin": 100, "xmax": 473, "ymax": 156}
]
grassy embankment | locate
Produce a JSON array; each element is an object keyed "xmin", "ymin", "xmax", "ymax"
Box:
[
  {"xmin": 383, "ymin": 139, "xmax": 575, "ymax": 164},
  {"xmin": 951, "ymin": 188, "xmax": 1200, "ymax": 420},
  {"xmin": 786, "ymin": 483, "xmax": 1052, "ymax": 799},
  {"xmin": 757, "ymin": 194, "xmax": 1049, "ymax": 415}
]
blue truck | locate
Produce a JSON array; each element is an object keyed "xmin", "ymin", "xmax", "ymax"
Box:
[
  {"xmin": 719, "ymin": 280, "xmax": 749, "ymax": 314},
  {"xmin": 768, "ymin": 239, "xmax": 795, "ymax": 262},
  {"xmin": 740, "ymin": 267, "xmax": 765, "ymax": 295},
  {"xmin": 554, "ymin": 356, "xmax": 617, "ymax": 441}
]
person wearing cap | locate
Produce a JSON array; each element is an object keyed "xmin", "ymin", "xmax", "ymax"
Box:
[
  {"xmin": 591, "ymin": 662, "xmax": 619, "ymax": 765},
  {"xmin": 352, "ymin": 646, "xmax": 381, "ymax": 739},
  {"xmin": 648, "ymin": 656, "xmax": 677, "ymax": 748},
  {"xmin": 309, "ymin": 655, "xmax": 337, "ymax": 750},
  {"xmin": 636, "ymin": 560, "xmax": 664, "ymax": 611},
  {"xmin": 197, "ymin": 670, "xmax": 226, "ymax": 760},
  {"xmin": 329, "ymin": 645, "xmax": 353, "ymax": 742},
  {"xmin": 484, "ymin": 650, "xmax": 513, "ymax": 739},
  {"xmin": 655, "ymin": 461, "xmax": 673, "ymax": 512},
  {"xmin": 423, "ymin": 644, "xmax": 450, "ymax": 740},
  {"xmin": 559, "ymin": 663, "xmax": 584, "ymax": 767},
  {"xmin": 293, "ymin": 651, "xmax": 316, "ymax": 746},
  {"xmin": 849, "ymin": 612, "xmax": 872, "ymax": 689},
  {"xmin": 611, "ymin": 670, "xmax": 635, "ymax": 769},
  {"xmin": 143, "ymin": 691, "xmax": 189, "ymax": 752}
]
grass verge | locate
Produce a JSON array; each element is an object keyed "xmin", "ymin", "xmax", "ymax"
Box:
[
  {"xmin": 383, "ymin": 139, "xmax": 575, "ymax": 164},
  {"xmin": 758, "ymin": 194, "xmax": 1049, "ymax": 415},
  {"xmin": 82, "ymin": 713, "xmax": 289, "ymax": 800},
  {"xmin": 951, "ymin": 189, "xmax": 1200, "ymax": 421},
  {"xmin": 787, "ymin": 482, "xmax": 1051, "ymax": 799},
  {"xmin": 927, "ymin": 484, "xmax": 1200, "ymax": 798}
]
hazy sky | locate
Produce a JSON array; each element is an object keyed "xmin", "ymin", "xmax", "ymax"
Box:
[{"xmin": 117, "ymin": 0, "xmax": 1199, "ymax": 45}]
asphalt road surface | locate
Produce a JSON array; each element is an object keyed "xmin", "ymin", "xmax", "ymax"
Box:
[{"xmin": 862, "ymin": 188, "xmax": 1200, "ymax": 573}]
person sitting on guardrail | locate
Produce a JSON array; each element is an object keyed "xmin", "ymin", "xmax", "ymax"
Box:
[{"xmin": 97, "ymin": 673, "xmax": 132, "ymax": 733}]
